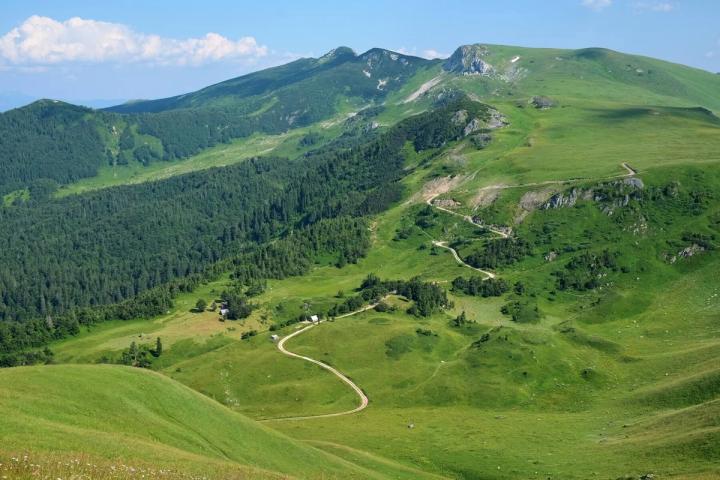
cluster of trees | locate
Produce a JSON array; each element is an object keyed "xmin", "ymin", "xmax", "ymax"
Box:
[
  {"xmin": 220, "ymin": 288, "xmax": 256, "ymax": 320},
  {"xmin": 231, "ymin": 217, "xmax": 372, "ymax": 284},
  {"xmin": 326, "ymin": 274, "xmax": 451, "ymax": 319},
  {"xmin": 268, "ymin": 312, "xmax": 324, "ymax": 332},
  {"xmin": 501, "ymin": 300, "xmax": 541, "ymax": 323},
  {"xmin": 461, "ymin": 237, "xmax": 532, "ymax": 269},
  {"xmin": 240, "ymin": 330, "xmax": 258, "ymax": 340},
  {"xmin": 119, "ymin": 337, "xmax": 163, "ymax": 368},
  {"xmin": 451, "ymin": 276, "xmax": 509, "ymax": 297},
  {"xmin": 414, "ymin": 205, "xmax": 439, "ymax": 229},
  {"xmin": 0, "ymin": 347, "xmax": 54, "ymax": 368},
  {"xmin": 452, "ymin": 311, "xmax": 475, "ymax": 327},
  {"xmin": 554, "ymin": 250, "xmax": 619, "ymax": 291},
  {"xmin": 396, "ymin": 278, "xmax": 451, "ymax": 317}
]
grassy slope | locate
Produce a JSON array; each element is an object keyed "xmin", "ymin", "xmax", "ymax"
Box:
[
  {"xmin": 0, "ymin": 364, "xmax": 444, "ymax": 480},
  {"xmin": 55, "ymin": 118, "xmax": 346, "ymax": 197},
  {"xmin": 459, "ymin": 44, "xmax": 720, "ymax": 111}
]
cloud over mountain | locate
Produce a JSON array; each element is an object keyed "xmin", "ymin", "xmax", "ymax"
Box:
[{"xmin": 0, "ymin": 15, "xmax": 268, "ymax": 66}]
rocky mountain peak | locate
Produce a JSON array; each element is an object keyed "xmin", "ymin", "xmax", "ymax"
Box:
[
  {"xmin": 443, "ymin": 44, "xmax": 494, "ymax": 76},
  {"xmin": 318, "ymin": 46, "xmax": 357, "ymax": 64}
]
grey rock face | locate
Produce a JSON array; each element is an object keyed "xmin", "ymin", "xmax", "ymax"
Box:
[
  {"xmin": 443, "ymin": 45, "xmax": 495, "ymax": 76},
  {"xmin": 541, "ymin": 177, "xmax": 644, "ymax": 212},
  {"xmin": 623, "ymin": 177, "xmax": 644, "ymax": 189},
  {"xmin": 543, "ymin": 188, "xmax": 581, "ymax": 209},
  {"xmin": 463, "ymin": 118, "xmax": 482, "ymax": 136},
  {"xmin": 452, "ymin": 109, "xmax": 469, "ymax": 126},
  {"xmin": 530, "ymin": 96, "xmax": 555, "ymax": 109}
]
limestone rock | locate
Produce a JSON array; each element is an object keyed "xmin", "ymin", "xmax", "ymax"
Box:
[{"xmin": 443, "ymin": 44, "xmax": 495, "ymax": 76}]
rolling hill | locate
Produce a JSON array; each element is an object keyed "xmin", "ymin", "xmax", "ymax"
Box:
[{"xmin": 0, "ymin": 364, "xmax": 441, "ymax": 479}]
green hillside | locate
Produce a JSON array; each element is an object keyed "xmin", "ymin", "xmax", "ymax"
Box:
[
  {"xmin": 0, "ymin": 364, "xmax": 440, "ymax": 479},
  {"xmin": 0, "ymin": 47, "xmax": 429, "ymax": 196},
  {"xmin": 439, "ymin": 44, "xmax": 720, "ymax": 110},
  {"xmin": 107, "ymin": 47, "xmax": 432, "ymax": 113}
]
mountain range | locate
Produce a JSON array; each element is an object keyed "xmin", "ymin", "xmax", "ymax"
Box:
[{"xmin": 1, "ymin": 42, "xmax": 719, "ymax": 480}]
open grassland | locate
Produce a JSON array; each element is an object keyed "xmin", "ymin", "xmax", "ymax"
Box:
[
  {"xmin": 0, "ymin": 365, "xmax": 350, "ymax": 479},
  {"xmin": 420, "ymin": 101, "xmax": 720, "ymax": 213},
  {"xmin": 0, "ymin": 364, "xmax": 448, "ymax": 480},
  {"xmin": 262, "ymin": 254, "xmax": 720, "ymax": 479},
  {"xmin": 56, "ymin": 133, "xmax": 290, "ymax": 197}
]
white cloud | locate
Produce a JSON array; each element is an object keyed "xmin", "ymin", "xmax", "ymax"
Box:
[
  {"xmin": 395, "ymin": 46, "xmax": 448, "ymax": 59},
  {"xmin": 421, "ymin": 49, "xmax": 449, "ymax": 60},
  {"xmin": 582, "ymin": 0, "xmax": 613, "ymax": 10},
  {"xmin": 0, "ymin": 15, "xmax": 267, "ymax": 66},
  {"xmin": 634, "ymin": 1, "xmax": 675, "ymax": 12}
]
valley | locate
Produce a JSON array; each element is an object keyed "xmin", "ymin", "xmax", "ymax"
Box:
[{"xmin": 1, "ymin": 41, "xmax": 719, "ymax": 479}]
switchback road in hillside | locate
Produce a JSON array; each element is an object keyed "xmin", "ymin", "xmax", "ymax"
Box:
[{"xmin": 265, "ymin": 164, "xmax": 637, "ymax": 421}]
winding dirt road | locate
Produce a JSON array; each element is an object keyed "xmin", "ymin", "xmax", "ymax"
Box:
[
  {"xmin": 426, "ymin": 195, "xmax": 509, "ymax": 239},
  {"xmin": 425, "ymin": 163, "xmax": 637, "ymax": 281},
  {"xmin": 262, "ymin": 303, "xmax": 379, "ymax": 422},
  {"xmin": 264, "ymin": 164, "xmax": 637, "ymax": 421},
  {"xmin": 431, "ymin": 240, "xmax": 496, "ymax": 279}
]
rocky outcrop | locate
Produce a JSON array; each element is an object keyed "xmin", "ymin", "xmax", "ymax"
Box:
[
  {"xmin": 530, "ymin": 96, "xmax": 555, "ymax": 109},
  {"xmin": 665, "ymin": 244, "xmax": 707, "ymax": 264},
  {"xmin": 432, "ymin": 198, "xmax": 461, "ymax": 208},
  {"xmin": 679, "ymin": 244, "xmax": 705, "ymax": 258},
  {"xmin": 487, "ymin": 109, "xmax": 508, "ymax": 129},
  {"xmin": 541, "ymin": 178, "xmax": 644, "ymax": 213},
  {"xmin": 463, "ymin": 118, "xmax": 482, "ymax": 136},
  {"xmin": 542, "ymin": 188, "xmax": 586, "ymax": 209},
  {"xmin": 443, "ymin": 45, "xmax": 495, "ymax": 76},
  {"xmin": 623, "ymin": 177, "xmax": 644, "ymax": 189},
  {"xmin": 470, "ymin": 133, "xmax": 492, "ymax": 149},
  {"xmin": 452, "ymin": 110, "xmax": 469, "ymax": 126},
  {"xmin": 452, "ymin": 108, "xmax": 507, "ymax": 140}
]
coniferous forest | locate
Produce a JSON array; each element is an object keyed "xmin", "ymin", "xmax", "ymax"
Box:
[{"xmin": 0, "ymin": 97, "xmax": 485, "ymax": 364}]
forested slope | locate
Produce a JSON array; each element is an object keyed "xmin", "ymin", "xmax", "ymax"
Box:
[
  {"xmin": 0, "ymin": 97, "xmax": 493, "ymax": 364},
  {"xmin": 0, "ymin": 48, "xmax": 430, "ymax": 196}
]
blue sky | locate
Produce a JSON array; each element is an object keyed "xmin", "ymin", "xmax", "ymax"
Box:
[{"xmin": 0, "ymin": 0, "xmax": 718, "ymax": 107}]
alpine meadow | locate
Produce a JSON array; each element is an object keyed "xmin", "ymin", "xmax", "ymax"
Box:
[{"xmin": 1, "ymin": 3, "xmax": 720, "ymax": 479}]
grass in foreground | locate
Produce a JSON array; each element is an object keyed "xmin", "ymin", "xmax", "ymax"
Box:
[{"xmin": 0, "ymin": 364, "xmax": 447, "ymax": 479}]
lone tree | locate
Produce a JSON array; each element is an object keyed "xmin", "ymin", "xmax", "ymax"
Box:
[
  {"xmin": 452, "ymin": 311, "xmax": 468, "ymax": 327},
  {"xmin": 195, "ymin": 298, "xmax": 207, "ymax": 312},
  {"xmin": 154, "ymin": 337, "xmax": 163, "ymax": 357}
]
